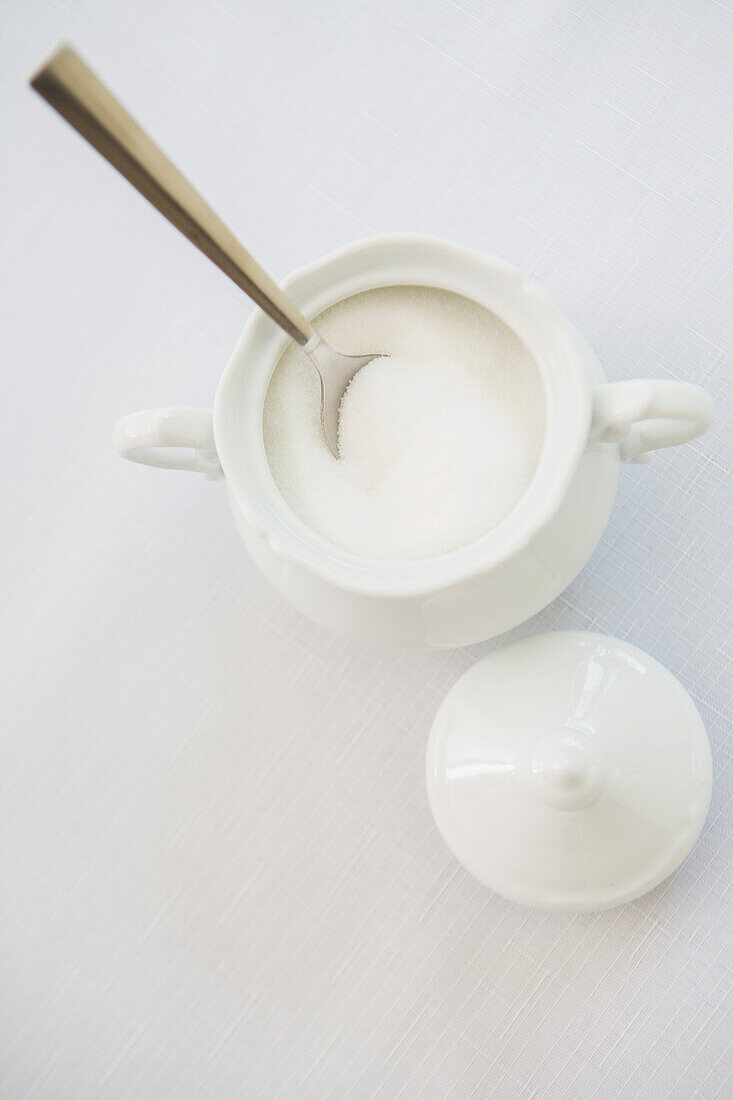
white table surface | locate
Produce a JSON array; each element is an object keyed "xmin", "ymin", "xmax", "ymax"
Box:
[{"xmin": 2, "ymin": 1, "xmax": 731, "ymax": 1097}]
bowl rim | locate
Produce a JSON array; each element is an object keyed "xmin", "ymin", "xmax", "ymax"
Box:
[{"xmin": 214, "ymin": 233, "xmax": 594, "ymax": 598}]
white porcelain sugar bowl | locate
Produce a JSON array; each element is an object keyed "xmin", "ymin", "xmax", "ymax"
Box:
[
  {"xmin": 426, "ymin": 632, "xmax": 713, "ymax": 911},
  {"xmin": 114, "ymin": 236, "xmax": 713, "ymax": 648}
]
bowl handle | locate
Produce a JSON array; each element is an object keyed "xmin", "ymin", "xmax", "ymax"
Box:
[
  {"xmin": 112, "ymin": 407, "xmax": 223, "ymax": 479},
  {"xmin": 591, "ymin": 380, "xmax": 714, "ymax": 464}
]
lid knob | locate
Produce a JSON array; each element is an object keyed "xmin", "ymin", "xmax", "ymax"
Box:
[{"xmin": 527, "ymin": 728, "xmax": 605, "ymax": 810}]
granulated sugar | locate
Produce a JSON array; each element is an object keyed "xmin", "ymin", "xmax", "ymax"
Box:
[{"xmin": 263, "ymin": 286, "xmax": 545, "ymax": 560}]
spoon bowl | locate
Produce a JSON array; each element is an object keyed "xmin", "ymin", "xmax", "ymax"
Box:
[{"xmin": 305, "ymin": 337, "xmax": 383, "ymax": 456}]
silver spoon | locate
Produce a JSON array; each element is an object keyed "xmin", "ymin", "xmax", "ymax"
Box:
[{"xmin": 30, "ymin": 44, "xmax": 382, "ymax": 457}]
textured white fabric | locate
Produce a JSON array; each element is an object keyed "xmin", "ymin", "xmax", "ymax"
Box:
[{"xmin": 1, "ymin": 1, "xmax": 731, "ymax": 1097}]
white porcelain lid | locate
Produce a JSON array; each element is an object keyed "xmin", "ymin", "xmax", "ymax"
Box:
[{"xmin": 426, "ymin": 632, "xmax": 712, "ymax": 912}]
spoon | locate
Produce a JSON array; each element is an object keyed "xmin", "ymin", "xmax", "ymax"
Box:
[{"xmin": 30, "ymin": 44, "xmax": 382, "ymax": 457}]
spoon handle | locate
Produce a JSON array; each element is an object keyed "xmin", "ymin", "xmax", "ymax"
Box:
[{"xmin": 30, "ymin": 45, "xmax": 315, "ymax": 346}]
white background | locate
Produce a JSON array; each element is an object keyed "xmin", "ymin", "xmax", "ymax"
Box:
[{"xmin": 1, "ymin": 1, "xmax": 731, "ymax": 1096}]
